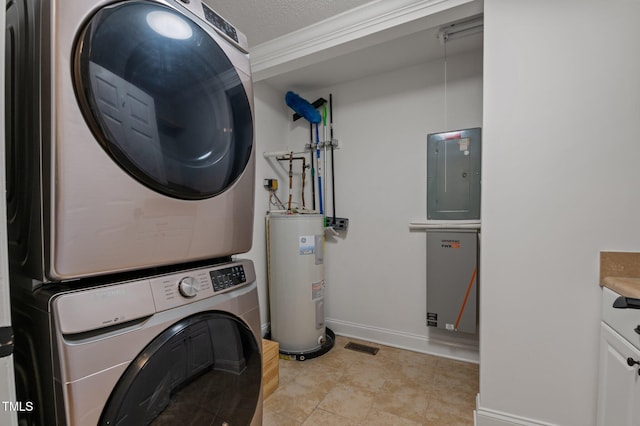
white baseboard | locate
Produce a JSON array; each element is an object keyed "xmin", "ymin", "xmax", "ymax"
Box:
[
  {"xmin": 326, "ymin": 317, "xmax": 479, "ymax": 363},
  {"xmin": 475, "ymin": 394, "xmax": 557, "ymax": 426}
]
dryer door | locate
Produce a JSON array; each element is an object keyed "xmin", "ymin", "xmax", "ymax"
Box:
[
  {"xmin": 99, "ymin": 312, "xmax": 261, "ymax": 425},
  {"xmin": 73, "ymin": 1, "xmax": 253, "ymax": 200}
]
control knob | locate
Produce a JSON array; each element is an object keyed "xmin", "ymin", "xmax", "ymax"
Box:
[{"xmin": 178, "ymin": 276, "xmax": 198, "ymax": 298}]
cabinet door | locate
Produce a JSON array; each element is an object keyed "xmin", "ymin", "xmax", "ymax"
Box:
[{"xmin": 597, "ymin": 322, "xmax": 640, "ymax": 426}]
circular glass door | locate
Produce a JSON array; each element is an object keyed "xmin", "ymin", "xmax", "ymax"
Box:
[
  {"xmin": 99, "ymin": 312, "xmax": 261, "ymax": 425},
  {"xmin": 73, "ymin": 1, "xmax": 253, "ymax": 200}
]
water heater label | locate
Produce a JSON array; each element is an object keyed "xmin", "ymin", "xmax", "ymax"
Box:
[
  {"xmin": 312, "ymin": 280, "xmax": 325, "ymax": 301},
  {"xmin": 299, "ymin": 236, "xmax": 315, "ymax": 255}
]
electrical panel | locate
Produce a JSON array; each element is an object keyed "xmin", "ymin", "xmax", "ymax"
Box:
[{"xmin": 427, "ymin": 128, "xmax": 481, "ymax": 220}]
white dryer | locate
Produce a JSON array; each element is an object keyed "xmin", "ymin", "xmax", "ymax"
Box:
[
  {"xmin": 6, "ymin": 0, "xmax": 255, "ymax": 284},
  {"xmin": 11, "ymin": 259, "xmax": 262, "ymax": 425}
]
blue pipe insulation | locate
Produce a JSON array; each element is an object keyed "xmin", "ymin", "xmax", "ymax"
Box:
[
  {"xmin": 285, "ymin": 91, "xmax": 324, "ymax": 214},
  {"xmin": 285, "ymin": 91, "xmax": 321, "ymax": 124}
]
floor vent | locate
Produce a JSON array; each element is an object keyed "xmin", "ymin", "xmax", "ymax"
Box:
[{"xmin": 344, "ymin": 342, "xmax": 379, "ymax": 355}]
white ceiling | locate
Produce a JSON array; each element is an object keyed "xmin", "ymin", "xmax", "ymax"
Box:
[
  {"xmin": 264, "ymin": 27, "xmax": 482, "ymax": 90},
  {"xmin": 205, "ymin": 0, "xmax": 483, "ymax": 91},
  {"xmin": 206, "ymin": 0, "xmax": 375, "ymax": 47}
]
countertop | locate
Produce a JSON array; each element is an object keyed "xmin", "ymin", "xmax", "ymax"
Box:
[
  {"xmin": 600, "ymin": 251, "xmax": 640, "ymax": 299},
  {"xmin": 409, "ymin": 220, "xmax": 481, "ymax": 230}
]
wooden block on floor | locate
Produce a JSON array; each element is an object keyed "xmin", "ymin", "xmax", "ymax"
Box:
[{"xmin": 262, "ymin": 339, "xmax": 279, "ymax": 400}]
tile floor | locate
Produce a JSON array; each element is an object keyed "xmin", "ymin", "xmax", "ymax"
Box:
[{"xmin": 263, "ymin": 335, "xmax": 479, "ymax": 426}]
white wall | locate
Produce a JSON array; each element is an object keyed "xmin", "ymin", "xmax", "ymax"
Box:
[
  {"xmin": 243, "ymin": 81, "xmax": 291, "ymax": 331},
  {"xmin": 478, "ymin": 1, "xmax": 640, "ymax": 425},
  {"xmin": 0, "ymin": 2, "xmax": 18, "ymax": 424},
  {"xmin": 259, "ymin": 49, "xmax": 483, "ymax": 360}
]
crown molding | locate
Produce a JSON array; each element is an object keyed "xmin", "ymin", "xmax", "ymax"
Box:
[{"xmin": 250, "ymin": 0, "xmax": 482, "ymax": 82}]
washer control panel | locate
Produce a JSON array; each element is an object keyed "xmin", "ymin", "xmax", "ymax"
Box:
[
  {"xmin": 149, "ymin": 262, "xmax": 251, "ymax": 312},
  {"xmin": 53, "ymin": 261, "xmax": 254, "ymax": 333},
  {"xmin": 178, "ymin": 276, "xmax": 199, "ymax": 298},
  {"xmin": 210, "ymin": 265, "xmax": 246, "ymax": 292}
]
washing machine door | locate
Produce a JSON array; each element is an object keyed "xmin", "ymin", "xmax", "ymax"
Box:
[
  {"xmin": 99, "ymin": 312, "xmax": 261, "ymax": 425},
  {"xmin": 73, "ymin": 1, "xmax": 253, "ymax": 200}
]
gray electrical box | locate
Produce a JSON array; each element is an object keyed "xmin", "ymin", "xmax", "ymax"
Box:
[
  {"xmin": 427, "ymin": 128, "xmax": 481, "ymax": 220},
  {"xmin": 426, "ymin": 229, "xmax": 478, "ymax": 334}
]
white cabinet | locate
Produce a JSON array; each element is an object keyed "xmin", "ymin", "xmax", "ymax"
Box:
[
  {"xmin": 597, "ymin": 322, "xmax": 640, "ymax": 426},
  {"xmin": 598, "ymin": 287, "xmax": 640, "ymax": 426}
]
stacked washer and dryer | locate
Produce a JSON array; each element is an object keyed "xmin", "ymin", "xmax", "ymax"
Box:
[{"xmin": 6, "ymin": 0, "xmax": 261, "ymax": 425}]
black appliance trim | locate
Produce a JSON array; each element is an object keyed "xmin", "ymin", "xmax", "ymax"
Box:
[{"xmin": 0, "ymin": 326, "xmax": 14, "ymax": 357}]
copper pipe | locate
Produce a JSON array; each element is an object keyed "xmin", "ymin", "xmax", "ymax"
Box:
[{"xmin": 277, "ymin": 155, "xmax": 307, "ymax": 210}]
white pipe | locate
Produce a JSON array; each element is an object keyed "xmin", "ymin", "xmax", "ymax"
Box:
[{"xmin": 263, "ymin": 151, "xmax": 292, "ymax": 158}]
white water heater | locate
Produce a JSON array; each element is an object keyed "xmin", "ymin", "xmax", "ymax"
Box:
[{"xmin": 267, "ymin": 213, "xmax": 326, "ymax": 354}]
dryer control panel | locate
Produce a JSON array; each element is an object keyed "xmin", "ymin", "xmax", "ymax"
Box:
[{"xmin": 202, "ymin": 3, "xmax": 238, "ymax": 43}]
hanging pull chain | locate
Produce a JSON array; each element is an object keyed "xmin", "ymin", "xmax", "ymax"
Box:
[{"xmin": 444, "ymin": 38, "xmax": 448, "ymax": 130}]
